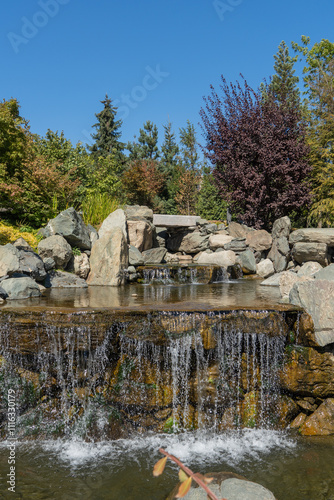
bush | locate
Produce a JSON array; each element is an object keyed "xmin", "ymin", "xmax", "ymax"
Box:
[{"xmin": 81, "ymin": 193, "xmax": 120, "ymax": 226}]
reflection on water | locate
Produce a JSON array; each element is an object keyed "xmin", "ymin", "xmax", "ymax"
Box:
[
  {"xmin": 2, "ymin": 280, "xmax": 290, "ymax": 312},
  {"xmin": 0, "ymin": 432, "xmax": 333, "ymax": 500}
]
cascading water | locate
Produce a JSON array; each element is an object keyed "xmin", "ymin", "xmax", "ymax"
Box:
[{"xmin": 0, "ymin": 310, "xmax": 288, "ymax": 440}]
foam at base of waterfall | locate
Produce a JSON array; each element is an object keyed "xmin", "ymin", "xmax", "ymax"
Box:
[{"xmin": 0, "ymin": 429, "xmax": 296, "ymax": 469}]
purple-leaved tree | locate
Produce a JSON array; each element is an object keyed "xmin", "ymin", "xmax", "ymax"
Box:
[{"xmin": 200, "ymin": 77, "xmax": 311, "ymax": 229}]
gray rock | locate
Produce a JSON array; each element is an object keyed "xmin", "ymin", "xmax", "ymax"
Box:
[
  {"xmin": 197, "ymin": 250, "xmax": 236, "ymax": 267},
  {"xmin": 98, "ymin": 208, "xmax": 128, "ymax": 241},
  {"xmin": 220, "ymin": 478, "xmax": 276, "ymax": 500},
  {"xmin": 38, "ymin": 235, "xmax": 73, "ymax": 269},
  {"xmin": 1, "ymin": 277, "xmax": 41, "ymax": 299},
  {"xmin": 127, "ymin": 266, "xmax": 136, "ymax": 274},
  {"xmin": 153, "ymin": 214, "xmax": 201, "ymax": 227},
  {"xmin": 271, "ymin": 216, "xmax": 291, "ymax": 239},
  {"xmin": 129, "ymin": 245, "xmax": 144, "ymax": 266},
  {"xmin": 279, "ymin": 271, "xmax": 312, "ymax": 302},
  {"xmin": 297, "ymin": 261, "xmax": 323, "ymax": 277},
  {"xmin": 236, "ymin": 249, "xmax": 257, "ymax": 274},
  {"xmin": 256, "ymin": 258, "xmax": 274, "ymax": 278},
  {"xmin": 268, "ymin": 239, "xmax": 289, "ymax": 272},
  {"xmin": 260, "ymin": 272, "xmax": 283, "ymax": 286},
  {"xmin": 87, "ymin": 227, "xmax": 128, "ymax": 286},
  {"xmin": 18, "ymin": 249, "xmax": 47, "ymax": 282},
  {"xmin": 228, "ymin": 221, "xmax": 252, "ymax": 238},
  {"xmin": 0, "ymin": 244, "xmax": 20, "ymax": 278},
  {"xmin": 0, "ymin": 286, "xmax": 8, "ymax": 299},
  {"xmin": 275, "ymin": 236, "xmax": 290, "ymax": 256},
  {"xmin": 224, "ymin": 238, "xmax": 247, "ymax": 252},
  {"xmin": 289, "ymin": 227, "xmax": 334, "ymax": 245},
  {"xmin": 45, "ymin": 207, "xmax": 91, "ymax": 250},
  {"xmin": 43, "ymin": 257, "xmax": 55, "ymax": 271},
  {"xmin": 167, "ymin": 231, "xmax": 209, "ymax": 254},
  {"xmin": 289, "ymin": 279, "xmax": 334, "ymax": 346},
  {"xmin": 124, "ymin": 205, "xmax": 153, "ymax": 222},
  {"xmin": 314, "ymin": 263, "xmax": 334, "ymax": 281},
  {"xmin": 142, "ymin": 247, "xmax": 167, "ymax": 264},
  {"xmin": 246, "ymin": 230, "xmax": 272, "ymax": 252},
  {"xmin": 13, "ymin": 237, "xmax": 33, "ymax": 251},
  {"xmin": 45, "ymin": 271, "xmax": 88, "ymax": 288},
  {"xmin": 292, "ymin": 242, "xmax": 329, "ymax": 266}
]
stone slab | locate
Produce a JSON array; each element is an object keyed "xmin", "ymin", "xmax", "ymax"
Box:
[
  {"xmin": 153, "ymin": 214, "xmax": 201, "ymax": 227},
  {"xmin": 289, "ymin": 228, "xmax": 334, "ymax": 245}
]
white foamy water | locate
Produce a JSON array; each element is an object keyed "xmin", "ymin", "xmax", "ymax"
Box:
[{"xmin": 0, "ymin": 429, "xmax": 296, "ymax": 469}]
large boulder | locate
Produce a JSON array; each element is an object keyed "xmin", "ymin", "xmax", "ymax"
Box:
[
  {"xmin": 289, "ymin": 227, "xmax": 334, "ymax": 245},
  {"xmin": 197, "ymin": 250, "xmax": 236, "ymax": 267},
  {"xmin": 124, "ymin": 205, "xmax": 153, "ymax": 222},
  {"xmin": 289, "ymin": 280, "xmax": 334, "ymax": 346},
  {"xmin": 98, "ymin": 209, "xmax": 128, "ymax": 241},
  {"xmin": 236, "ymin": 249, "xmax": 257, "ymax": 274},
  {"xmin": 1, "ymin": 277, "xmax": 41, "ymax": 299},
  {"xmin": 167, "ymin": 231, "xmax": 209, "ymax": 254},
  {"xmin": 45, "ymin": 270, "xmax": 88, "ymax": 288},
  {"xmin": 38, "ymin": 235, "xmax": 73, "ymax": 269},
  {"xmin": 246, "ymin": 230, "xmax": 272, "ymax": 252},
  {"xmin": 0, "ymin": 244, "xmax": 20, "ymax": 277},
  {"xmin": 260, "ymin": 272, "xmax": 283, "ymax": 286},
  {"xmin": 141, "ymin": 247, "xmax": 167, "ymax": 265},
  {"xmin": 44, "ymin": 207, "xmax": 91, "ymax": 250},
  {"xmin": 300, "ymin": 398, "xmax": 334, "ymax": 436},
  {"xmin": 127, "ymin": 220, "xmax": 153, "ymax": 252},
  {"xmin": 87, "ymin": 227, "xmax": 128, "ymax": 286},
  {"xmin": 271, "ymin": 216, "xmax": 291, "ymax": 239},
  {"xmin": 291, "ymin": 242, "xmax": 329, "ymax": 266},
  {"xmin": 208, "ymin": 233, "xmax": 233, "ymax": 250}
]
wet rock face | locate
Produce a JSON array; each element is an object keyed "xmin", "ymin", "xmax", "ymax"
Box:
[
  {"xmin": 279, "ymin": 347, "xmax": 334, "ymax": 398},
  {"xmin": 299, "ymin": 398, "xmax": 334, "ymax": 435}
]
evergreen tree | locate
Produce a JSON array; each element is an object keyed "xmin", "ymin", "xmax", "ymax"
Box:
[
  {"xmin": 268, "ymin": 41, "xmax": 300, "ymax": 105},
  {"xmin": 89, "ymin": 94, "xmax": 125, "ymax": 164},
  {"xmin": 161, "ymin": 120, "xmax": 179, "ymax": 174},
  {"xmin": 127, "ymin": 120, "xmax": 159, "ymax": 160},
  {"xmin": 179, "ymin": 120, "xmax": 198, "ymax": 169},
  {"xmin": 196, "ymin": 167, "xmax": 228, "ymax": 220}
]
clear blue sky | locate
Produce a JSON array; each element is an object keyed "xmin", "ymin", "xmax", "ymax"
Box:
[{"xmin": 1, "ymin": 0, "xmax": 333, "ymax": 150}]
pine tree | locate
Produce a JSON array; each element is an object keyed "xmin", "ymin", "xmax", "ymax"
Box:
[
  {"xmin": 196, "ymin": 167, "xmax": 228, "ymax": 220},
  {"xmin": 179, "ymin": 120, "xmax": 198, "ymax": 169},
  {"xmin": 127, "ymin": 120, "xmax": 159, "ymax": 160},
  {"xmin": 89, "ymin": 94, "xmax": 125, "ymax": 164},
  {"xmin": 268, "ymin": 41, "xmax": 300, "ymax": 105},
  {"xmin": 161, "ymin": 120, "xmax": 179, "ymax": 174}
]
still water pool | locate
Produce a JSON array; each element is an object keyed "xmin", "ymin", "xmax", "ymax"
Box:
[{"xmin": 0, "ymin": 430, "xmax": 333, "ymax": 499}]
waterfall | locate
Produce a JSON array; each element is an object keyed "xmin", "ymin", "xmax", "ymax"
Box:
[{"xmin": 0, "ymin": 309, "xmax": 289, "ymax": 440}]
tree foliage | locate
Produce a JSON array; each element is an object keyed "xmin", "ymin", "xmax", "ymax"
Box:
[
  {"xmin": 196, "ymin": 166, "xmax": 227, "ymax": 220},
  {"xmin": 267, "ymin": 40, "xmax": 300, "ymax": 106},
  {"xmin": 201, "ymin": 77, "xmax": 311, "ymax": 229},
  {"xmin": 122, "ymin": 159, "xmax": 164, "ymax": 210},
  {"xmin": 127, "ymin": 120, "xmax": 160, "ymax": 161}
]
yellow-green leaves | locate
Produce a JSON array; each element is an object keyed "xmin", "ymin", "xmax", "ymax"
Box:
[
  {"xmin": 175, "ymin": 476, "xmax": 192, "ymax": 498},
  {"xmin": 178, "ymin": 469, "xmax": 189, "ymax": 482},
  {"xmin": 153, "ymin": 456, "xmax": 167, "ymax": 477}
]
